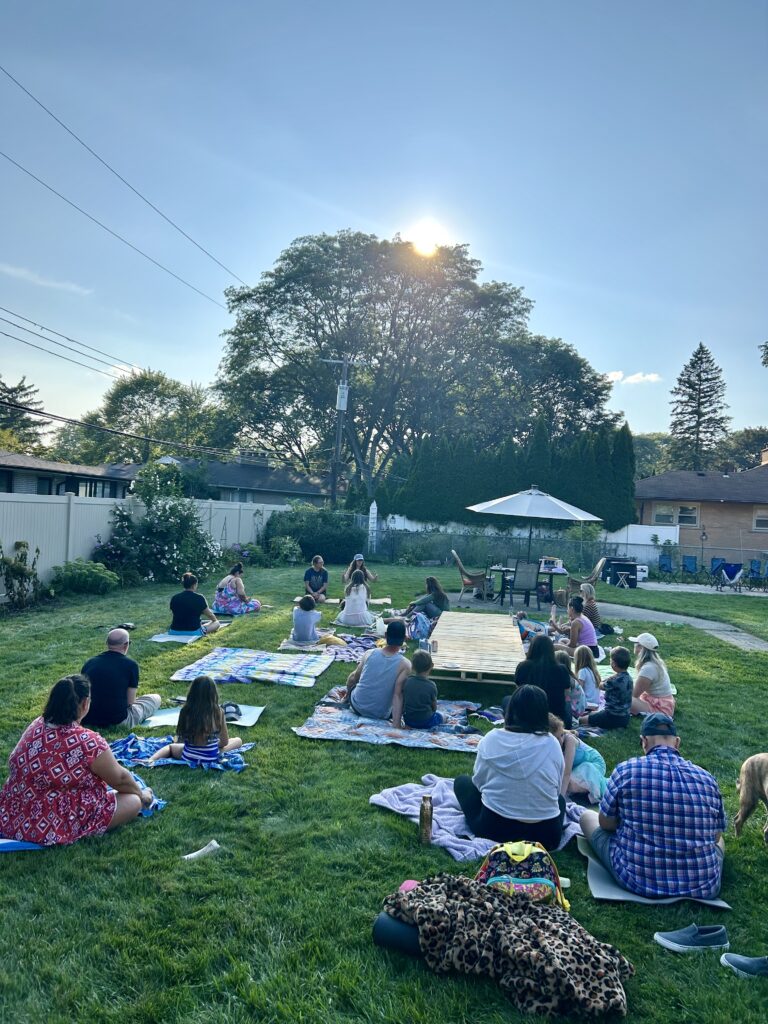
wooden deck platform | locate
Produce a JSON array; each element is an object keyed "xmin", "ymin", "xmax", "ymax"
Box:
[{"xmin": 429, "ymin": 611, "xmax": 523, "ymax": 686}]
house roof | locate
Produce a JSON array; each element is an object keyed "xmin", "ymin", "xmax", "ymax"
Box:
[
  {"xmin": 165, "ymin": 457, "xmax": 332, "ymax": 496},
  {"xmin": 0, "ymin": 450, "xmax": 140, "ymax": 480},
  {"xmin": 636, "ymin": 465, "xmax": 768, "ymax": 505}
]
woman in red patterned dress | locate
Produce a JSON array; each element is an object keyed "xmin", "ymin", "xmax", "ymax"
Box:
[{"xmin": 0, "ymin": 674, "xmax": 154, "ymax": 846}]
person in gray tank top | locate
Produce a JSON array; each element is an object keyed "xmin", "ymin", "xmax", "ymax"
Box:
[{"xmin": 346, "ymin": 620, "xmax": 411, "ymax": 723}]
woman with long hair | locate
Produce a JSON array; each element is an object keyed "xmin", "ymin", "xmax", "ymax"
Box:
[
  {"xmin": 454, "ymin": 685, "xmax": 565, "ymax": 849},
  {"xmin": 405, "ymin": 576, "xmax": 450, "ymax": 619},
  {"xmin": 335, "ymin": 569, "xmax": 376, "ymax": 627},
  {"xmin": 342, "ymin": 554, "xmax": 378, "ymax": 585},
  {"xmin": 513, "ymin": 634, "xmax": 572, "ymax": 727}
]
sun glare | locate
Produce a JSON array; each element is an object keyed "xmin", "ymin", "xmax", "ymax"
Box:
[{"xmin": 405, "ymin": 217, "xmax": 451, "ymax": 256}]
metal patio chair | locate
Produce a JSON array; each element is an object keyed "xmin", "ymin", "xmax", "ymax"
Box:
[{"xmin": 505, "ymin": 560, "xmax": 542, "ymax": 609}]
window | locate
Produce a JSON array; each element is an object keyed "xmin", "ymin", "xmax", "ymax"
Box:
[
  {"xmin": 754, "ymin": 507, "xmax": 768, "ymax": 531},
  {"xmin": 653, "ymin": 503, "xmax": 699, "ymax": 527},
  {"xmin": 0, "ymin": 470, "xmax": 11, "ymax": 493},
  {"xmin": 36, "ymin": 477, "xmax": 52, "ymax": 495}
]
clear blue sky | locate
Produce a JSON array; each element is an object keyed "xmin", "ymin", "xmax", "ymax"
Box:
[{"xmin": 1, "ymin": 1, "xmax": 766, "ymax": 435}]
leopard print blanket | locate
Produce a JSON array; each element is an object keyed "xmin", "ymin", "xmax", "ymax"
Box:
[{"xmin": 382, "ymin": 874, "xmax": 634, "ymax": 1017}]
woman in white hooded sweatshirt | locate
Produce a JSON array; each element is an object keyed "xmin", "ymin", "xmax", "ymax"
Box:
[{"xmin": 454, "ymin": 685, "xmax": 565, "ymax": 850}]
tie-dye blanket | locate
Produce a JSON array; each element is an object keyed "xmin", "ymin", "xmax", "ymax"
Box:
[
  {"xmin": 170, "ymin": 647, "xmax": 334, "ymax": 688},
  {"xmin": 292, "ymin": 686, "xmax": 483, "ymax": 751},
  {"xmin": 278, "ymin": 634, "xmax": 379, "ymax": 663},
  {"xmin": 111, "ymin": 734, "xmax": 255, "ymax": 772}
]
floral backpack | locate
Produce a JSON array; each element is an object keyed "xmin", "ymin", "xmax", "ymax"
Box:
[
  {"xmin": 407, "ymin": 612, "xmax": 432, "ymax": 641},
  {"xmin": 474, "ymin": 841, "xmax": 570, "ymax": 911}
]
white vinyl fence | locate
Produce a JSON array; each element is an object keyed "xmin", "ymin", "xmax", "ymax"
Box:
[{"xmin": 0, "ymin": 493, "xmax": 287, "ymax": 587}]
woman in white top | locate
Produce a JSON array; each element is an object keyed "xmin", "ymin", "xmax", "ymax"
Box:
[
  {"xmin": 629, "ymin": 632, "xmax": 675, "ymax": 716},
  {"xmin": 335, "ymin": 570, "xmax": 376, "ymax": 627},
  {"xmin": 454, "ymin": 685, "xmax": 565, "ymax": 850}
]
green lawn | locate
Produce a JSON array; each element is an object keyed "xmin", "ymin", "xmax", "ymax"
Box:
[
  {"xmin": 595, "ymin": 581, "xmax": 768, "ymax": 643},
  {"xmin": 0, "ymin": 566, "xmax": 767, "ymax": 1023}
]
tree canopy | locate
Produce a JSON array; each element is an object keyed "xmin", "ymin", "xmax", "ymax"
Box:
[
  {"xmin": 0, "ymin": 375, "xmax": 48, "ymax": 449},
  {"xmin": 668, "ymin": 344, "xmax": 730, "ymax": 471}
]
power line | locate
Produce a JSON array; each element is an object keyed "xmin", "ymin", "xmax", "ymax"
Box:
[
  {"xmin": 0, "ymin": 149, "xmax": 227, "ymax": 309},
  {"xmin": 0, "ymin": 315, "xmax": 129, "ymax": 375},
  {"xmin": 0, "ymin": 304, "xmax": 143, "ymax": 371},
  {"xmin": 0, "ymin": 329, "xmax": 122, "ymax": 380},
  {"xmin": 0, "ymin": 61, "xmax": 247, "ymax": 286}
]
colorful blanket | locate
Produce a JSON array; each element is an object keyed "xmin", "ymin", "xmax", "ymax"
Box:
[
  {"xmin": 293, "ymin": 686, "xmax": 482, "ymax": 751},
  {"xmin": 278, "ymin": 634, "xmax": 378, "ymax": 663},
  {"xmin": 111, "ymin": 734, "xmax": 255, "ymax": 772},
  {"xmin": 170, "ymin": 647, "xmax": 334, "ymax": 688}
]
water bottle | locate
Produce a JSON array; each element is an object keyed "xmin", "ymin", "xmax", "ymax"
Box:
[{"xmin": 419, "ymin": 795, "xmax": 433, "ymax": 844}]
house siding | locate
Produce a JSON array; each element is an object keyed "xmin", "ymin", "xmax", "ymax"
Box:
[{"xmin": 637, "ymin": 499, "xmax": 768, "ymax": 557}]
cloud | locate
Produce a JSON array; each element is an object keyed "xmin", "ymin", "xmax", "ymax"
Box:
[
  {"xmin": 606, "ymin": 370, "xmax": 661, "ymax": 386},
  {"xmin": 0, "ymin": 263, "xmax": 92, "ymax": 296}
]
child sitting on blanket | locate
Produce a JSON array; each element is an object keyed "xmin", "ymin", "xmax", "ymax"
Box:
[
  {"xmin": 149, "ymin": 675, "xmax": 242, "ymax": 764},
  {"xmin": 574, "ymin": 645, "xmax": 602, "ymax": 708},
  {"xmin": 579, "ymin": 647, "xmax": 632, "ymax": 731},
  {"xmin": 292, "ymin": 595, "xmax": 322, "ymax": 643},
  {"xmin": 555, "ymin": 650, "xmax": 586, "ymax": 718},
  {"xmin": 335, "ymin": 570, "xmax": 376, "ymax": 628},
  {"xmin": 403, "ymin": 650, "xmax": 443, "ymax": 729}
]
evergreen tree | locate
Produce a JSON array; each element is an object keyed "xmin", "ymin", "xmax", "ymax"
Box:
[
  {"xmin": 496, "ymin": 440, "xmax": 523, "ymax": 497},
  {"xmin": 524, "ymin": 416, "xmax": 552, "ymax": 491},
  {"xmin": 609, "ymin": 424, "xmax": 637, "ymax": 530},
  {"xmin": 668, "ymin": 344, "xmax": 730, "ymax": 470},
  {"xmin": 573, "ymin": 436, "xmax": 598, "ymax": 516},
  {"xmin": 591, "ymin": 426, "xmax": 615, "ymax": 526},
  {"xmin": 0, "ymin": 375, "xmax": 49, "ymax": 449}
]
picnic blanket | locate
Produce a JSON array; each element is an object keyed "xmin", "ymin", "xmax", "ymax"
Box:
[
  {"xmin": 576, "ymin": 836, "xmax": 731, "ymax": 908},
  {"xmin": 293, "ymin": 687, "xmax": 482, "ymax": 752},
  {"xmin": 149, "ymin": 623, "xmax": 230, "ymax": 644},
  {"xmin": 170, "ymin": 647, "xmax": 334, "ymax": 688},
  {"xmin": 141, "ymin": 705, "xmax": 266, "ymax": 729},
  {"xmin": 111, "ymin": 734, "xmax": 254, "ymax": 771},
  {"xmin": 370, "ymin": 774, "xmax": 585, "ymax": 860},
  {"xmin": 278, "ymin": 634, "xmax": 378, "ymax": 663}
]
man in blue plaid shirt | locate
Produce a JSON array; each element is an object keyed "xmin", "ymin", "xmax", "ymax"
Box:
[{"xmin": 581, "ymin": 713, "xmax": 726, "ymax": 898}]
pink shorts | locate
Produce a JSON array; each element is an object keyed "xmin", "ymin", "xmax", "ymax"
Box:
[{"xmin": 640, "ymin": 692, "xmax": 676, "ymax": 717}]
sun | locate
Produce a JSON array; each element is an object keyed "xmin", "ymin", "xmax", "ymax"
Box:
[{"xmin": 405, "ymin": 217, "xmax": 451, "ymax": 256}]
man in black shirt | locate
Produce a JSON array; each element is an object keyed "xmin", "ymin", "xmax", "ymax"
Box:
[
  {"xmin": 81, "ymin": 628, "xmax": 161, "ymax": 728},
  {"xmin": 169, "ymin": 572, "xmax": 221, "ymax": 633}
]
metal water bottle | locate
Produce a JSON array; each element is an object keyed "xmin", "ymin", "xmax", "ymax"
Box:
[{"xmin": 419, "ymin": 795, "xmax": 433, "ymax": 844}]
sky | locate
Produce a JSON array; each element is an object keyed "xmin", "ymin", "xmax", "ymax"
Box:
[{"xmin": 1, "ymin": 0, "xmax": 766, "ymax": 438}]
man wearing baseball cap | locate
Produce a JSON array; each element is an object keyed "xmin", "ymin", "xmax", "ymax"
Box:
[{"xmin": 580, "ymin": 713, "xmax": 727, "ymax": 899}]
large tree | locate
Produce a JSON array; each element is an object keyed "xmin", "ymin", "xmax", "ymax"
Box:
[
  {"xmin": 633, "ymin": 432, "xmax": 672, "ymax": 479},
  {"xmin": 218, "ymin": 230, "xmax": 617, "ymax": 495},
  {"xmin": 714, "ymin": 427, "xmax": 768, "ymax": 472},
  {"xmin": 668, "ymin": 344, "xmax": 730, "ymax": 471},
  {"xmin": 0, "ymin": 375, "xmax": 49, "ymax": 449}
]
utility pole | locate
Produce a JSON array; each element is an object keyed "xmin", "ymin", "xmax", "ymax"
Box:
[{"xmin": 323, "ymin": 354, "xmax": 349, "ymax": 506}]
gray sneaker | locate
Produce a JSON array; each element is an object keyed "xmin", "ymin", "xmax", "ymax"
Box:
[
  {"xmin": 653, "ymin": 924, "xmax": 729, "ymax": 953},
  {"xmin": 720, "ymin": 954, "xmax": 768, "ymax": 978}
]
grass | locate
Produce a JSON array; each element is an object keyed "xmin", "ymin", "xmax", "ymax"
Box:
[
  {"xmin": 0, "ymin": 565, "xmax": 767, "ymax": 1023},
  {"xmin": 595, "ymin": 580, "xmax": 768, "ymax": 642}
]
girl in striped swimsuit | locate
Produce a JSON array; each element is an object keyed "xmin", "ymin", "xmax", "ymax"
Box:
[{"xmin": 149, "ymin": 676, "xmax": 242, "ymax": 764}]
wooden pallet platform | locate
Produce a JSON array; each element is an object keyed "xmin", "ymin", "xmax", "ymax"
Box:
[{"xmin": 429, "ymin": 611, "xmax": 523, "ymax": 686}]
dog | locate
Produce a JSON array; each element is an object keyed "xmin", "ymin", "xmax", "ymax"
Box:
[{"xmin": 734, "ymin": 753, "xmax": 768, "ymax": 843}]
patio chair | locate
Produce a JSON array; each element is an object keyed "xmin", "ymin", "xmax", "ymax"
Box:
[
  {"xmin": 745, "ymin": 559, "xmax": 763, "ymax": 590},
  {"xmin": 451, "ymin": 549, "xmax": 490, "ymax": 605},
  {"xmin": 506, "ymin": 560, "xmax": 542, "ymax": 610},
  {"xmin": 566, "ymin": 557, "xmax": 607, "ymax": 598},
  {"xmin": 706, "ymin": 557, "xmax": 726, "ymax": 586},
  {"xmin": 681, "ymin": 555, "xmax": 700, "ymax": 583},
  {"xmin": 657, "ymin": 554, "xmax": 677, "ymax": 583},
  {"xmin": 717, "ymin": 563, "xmax": 743, "ymax": 592}
]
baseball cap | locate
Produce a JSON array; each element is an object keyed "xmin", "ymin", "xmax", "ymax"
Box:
[
  {"xmin": 354, "ymin": 553, "xmax": 365, "ymax": 561},
  {"xmin": 628, "ymin": 631, "xmax": 659, "ymax": 650},
  {"xmin": 641, "ymin": 713, "xmax": 677, "ymax": 737}
]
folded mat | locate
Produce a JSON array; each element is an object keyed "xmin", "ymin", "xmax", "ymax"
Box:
[
  {"xmin": 293, "ymin": 686, "xmax": 482, "ymax": 752},
  {"xmin": 149, "ymin": 622, "xmax": 230, "ymax": 644},
  {"xmin": 140, "ymin": 704, "xmax": 265, "ymax": 729},
  {"xmin": 170, "ymin": 647, "xmax": 333, "ymax": 688},
  {"xmin": 371, "ymin": 773, "xmax": 585, "ymax": 860},
  {"xmin": 576, "ymin": 835, "xmax": 730, "ymax": 908},
  {"xmin": 111, "ymin": 734, "xmax": 255, "ymax": 772}
]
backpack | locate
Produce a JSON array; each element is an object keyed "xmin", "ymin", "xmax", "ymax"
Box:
[
  {"xmin": 474, "ymin": 841, "xmax": 570, "ymax": 911},
  {"xmin": 408, "ymin": 611, "xmax": 432, "ymax": 641}
]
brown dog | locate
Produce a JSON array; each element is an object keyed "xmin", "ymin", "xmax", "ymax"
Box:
[{"xmin": 734, "ymin": 753, "xmax": 768, "ymax": 843}]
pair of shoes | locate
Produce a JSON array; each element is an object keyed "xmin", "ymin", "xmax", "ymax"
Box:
[
  {"xmin": 720, "ymin": 954, "xmax": 768, "ymax": 978},
  {"xmin": 653, "ymin": 924, "xmax": 729, "ymax": 953}
]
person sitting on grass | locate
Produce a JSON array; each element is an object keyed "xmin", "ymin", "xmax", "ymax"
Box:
[
  {"xmin": 628, "ymin": 632, "xmax": 675, "ymax": 717},
  {"xmin": 549, "ymin": 714, "xmax": 608, "ymax": 804},
  {"xmin": 304, "ymin": 555, "xmax": 329, "ymax": 603},
  {"xmin": 335, "ymin": 569, "xmax": 376, "ymax": 627},
  {"xmin": 169, "ymin": 572, "xmax": 221, "ymax": 634},
  {"xmin": 580, "ymin": 646, "xmax": 632, "ymax": 730},
  {"xmin": 0, "ymin": 675, "xmax": 154, "ymax": 846},
  {"xmin": 149, "ymin": 676, "xmax": 242, "ymax": 764},
  {"xmin": 580, "ymin": 713, "xmax": 727, "ymax": 899},
  {"xmin": 405, "ymin": 576, "xmax": 450, "ymax": 619},
  {"xmin": 551, "ymin": 596, "xmax": 601, "ymax": 658},
  {"xmin": 212, "ymin": 562, "xmax": 261, "ymax": 616},
  {"xmin": 454, "ymin": 685, "xmax": 565, "ymax": 849},
  {"xmin": 291, "ymin": 595, "xmax": 322, "ymax": 643},
  {"xmin": 403, "ymin": 650, "xmax": 443, "ymax": 729},
  {"xmin": 345, "ymin": 620, "xmax": 410, "ymax": 724},
  {"xmin": 82, "ymin": 628, "xmax": 161, "ymax": 729},
  {"xmin": 342, "ymin": 554, "xmax": 378, "ymax": 585},
  {"xmin": 555, "ymin": 649, "xmax": 586, "ymax": 719},
  {"xmin": 574, "ymin": 645, "xmax": 602, "ymax": 709},
  {"xmin": 513, "ymin": 634, "xmax": 572, "ymax": 728},
  {"xmin": 579, "ymin": 583, "xmax": 615, "ymax": 635}
]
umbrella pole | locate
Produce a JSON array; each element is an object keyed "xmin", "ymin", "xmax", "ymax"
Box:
[{"xmin": 527, "ymin": 523, "xmax": 533, "ymax": 561}]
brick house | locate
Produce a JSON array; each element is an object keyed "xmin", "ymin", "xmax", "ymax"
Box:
[{"xmin": 635, "ymin": 448, "xmax": 768, "ymax": 561}]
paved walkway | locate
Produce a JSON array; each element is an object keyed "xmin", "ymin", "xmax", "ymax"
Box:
[{"xmin": 641, "ymin": 581, "xmax": 768, "ymax": 598}]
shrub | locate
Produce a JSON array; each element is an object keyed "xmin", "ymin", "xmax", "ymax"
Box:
[
  {"xmin": 0, "ymin": 540, "xmax": 48, "ymax": 610},
  {"xmin": 267, "ymin": 535, "xmax": 303, "ymax": 565},
  {"xmin": 51, "ymin": 559, "xmax": 119, "ymax": 595},
  {"xmin": 264, "ymin": 503, "xmax": 366, "ymax": 564},
  {"xmin": 225, "ymin": 542, "xmax": 270, "ymax": 568}
]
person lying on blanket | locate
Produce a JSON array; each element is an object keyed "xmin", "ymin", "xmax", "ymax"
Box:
[
  {"xmin": 345, "ymin": 620, "xmax": 410, "ymax": 725},
  {"xmin": 580, "ymin": 713, "xmax": 727, "ymax": 899},
  {"xmin": 149, "ymin": 676, "xmax": 242, "ymax": 764},
  {"xmin": 169, "ymin": 572, "xmax": 222, "ymax": 634}
]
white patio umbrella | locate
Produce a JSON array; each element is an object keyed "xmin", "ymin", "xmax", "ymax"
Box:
[{"xmin": 467, "ymin": 484, "xmax": 602, "ymax": 561}]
